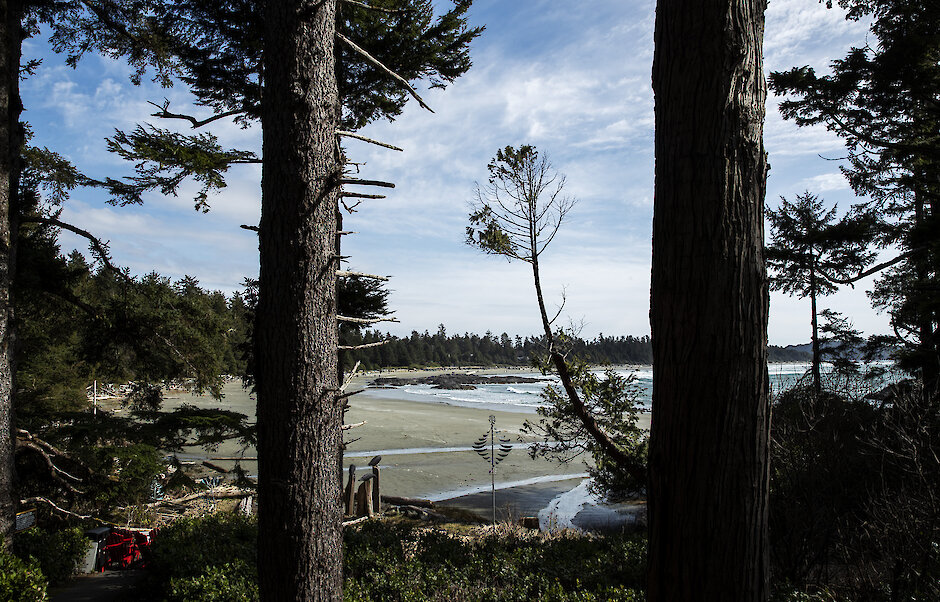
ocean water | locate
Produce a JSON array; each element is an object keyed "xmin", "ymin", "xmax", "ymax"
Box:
[{"xmin": 361, "ymin": 362, "xmax": 899, "ymax": 413}]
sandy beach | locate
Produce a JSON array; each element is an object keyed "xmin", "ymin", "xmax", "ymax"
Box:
[{"xmin": 154, "ymin": 368, "xmax": 651, "ymax": 527}]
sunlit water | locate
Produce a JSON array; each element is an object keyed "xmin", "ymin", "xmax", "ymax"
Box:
[{"xmin": 360, "ymin": 361, "xmax": 900, "ymax": 414}]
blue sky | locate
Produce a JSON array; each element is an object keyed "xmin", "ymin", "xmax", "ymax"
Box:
[{"xmin": 20, "ymin": 0, "xmax": 886, "ymax": 346}]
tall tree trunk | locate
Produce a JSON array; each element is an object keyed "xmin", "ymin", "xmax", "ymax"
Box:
[
  {"xmin": 257, "ymin": 0, "xmax": 343, "ymax": 599},
  {"xmin": 648, "ymin": 0, "xmax": 770, "ymax": 599},
  {"xmin": 810, "ymin": 263, "xmax": 821, "ymax": 395},
  {"xmin": 0, "ymin": 0, "xmax": 21, "ymax": 547}
]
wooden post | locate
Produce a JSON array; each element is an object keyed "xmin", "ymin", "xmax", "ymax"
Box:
[
  {"xmin": 371, "ymin": 466, "xmax": 380, "ymax": 513},
  {"xmin": 345, "ymin": 465, "xmax": 356, "ymax": 516}
]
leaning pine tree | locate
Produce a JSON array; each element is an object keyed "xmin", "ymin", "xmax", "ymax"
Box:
[{"xmin": 649, "ymin": 0, "xmax": 770, "ymax": 599}]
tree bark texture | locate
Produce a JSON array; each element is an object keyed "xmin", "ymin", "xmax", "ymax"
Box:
[
  {"xmin": 0, "ymin": 0, "xmax": 20, "ymax": 547},
  {"xmin": 257, "ymin": 0, "xmax": 342, "ymax": 599},
  {"xmin": 648, "ymin": 0, "xmax": 770, "ymax": 599}
]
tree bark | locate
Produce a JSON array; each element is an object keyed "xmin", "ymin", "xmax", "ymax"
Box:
[
  {"xmin": 0, "ymin": 0, "xmax": 21, "ymax": 548},
  {"xmin": 257, "ymin": 0, "xmax": 343, "ymax": 599},
  {"xmin": 648, "ymin": 0, "xmax": 770, "ymax": 599}
]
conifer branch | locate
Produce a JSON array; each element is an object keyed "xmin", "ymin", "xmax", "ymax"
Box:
[
  {"xmin": 335, "ymin": 32, "xmax": 434, "ymax": 113},
  {"xmin": 342, "ymin": 421, "xmax": 367, "ymax": 430},
  {"xmin": 817, "ymin": 250, "xmax": 915, "ymax": 285},
  {"xmin": 336, "ymin": 130, "xmax": 403, "ymax": 152},
  {"xmin": 148, "ymin": 100, "xmax": 243, "ymax": 129},
  {"xmin": 20, "ymin": 217, "xmax": 116, "ymax": 271},
  {"xmin": 240, "ymin": 224, "xmax": 260, "ymax": 232}
]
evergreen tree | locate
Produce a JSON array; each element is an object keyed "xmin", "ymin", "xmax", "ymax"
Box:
[
  {"xmin": 766, "ymin": 192, "xmax": 874, "ymax": 394},
  {"xmin": 770, "ymin": 0, "xmax": 940, "ymax": 396}
]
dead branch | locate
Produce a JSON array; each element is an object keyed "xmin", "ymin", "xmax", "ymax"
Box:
[
  {"xmin": 20, "ymin": 496, "xmax": 106, "ymax": 523},
  {"xmin": 341, "ymin": 361, "xmax": 361, "ymax": 393},
  {"xmin": 340, "ymin": 0, "xmax": 411, "ymax": 13},
  {"xmin": 338, "ymin": 230, "xmax": 357, "ymax": 236},
  {"xmin": 341, "ymin": 178, "xmax": 396, "ymax": 188},
  {"xmin": 337, "ymin": 315, "xmax": 400, "ymax": 325},
  {"xmin": 336, "ymin": 270, "xmax": 390, "ymax": 281},
  {"xmin": 148, "ymin": 100, "xmax": 242, "ymax": 129},
  {"xmin": 336, "ymin": 389, "xmax": 365, "ymax": 400},
  {"xmin": 16, "ymin": 441, "xmax": 85, "ymax": 494},
  {"xmin": 339, "ymin": 340, "xmax": 390, "ymax": 350},
  {"xmin": 342, "ymin": 199, "xmax": 363, "ymax": 213},
  {"xmin": 336, "ymin": 130, "xmax": 404, "ymax": 152},
  {"xmin": 336, "ymin": 33, "xmax": 433, "ymax": 113},
  {"xmin": 343, "ymin": 421, "xmax": 367, "ymax": 430},
  {"xmin": 240, "ymin": 224, "xmax": 260, "ymax": 232},
  {"xmin": 342, "ymin": 516, "xmax": 371, "ymax": 527},
  {"xmin": 342, "ymin": 192, "xmax": 386, "ymax": 200}
]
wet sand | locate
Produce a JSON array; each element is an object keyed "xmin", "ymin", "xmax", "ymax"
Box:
[{"xmin": 153, "ymin": 371, "xmax": 651, "ymax": 521}]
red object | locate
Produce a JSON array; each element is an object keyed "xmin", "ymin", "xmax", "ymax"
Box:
[{"xmin": 101, "ymin": 528, "xmax": 153, "ymax": 570}]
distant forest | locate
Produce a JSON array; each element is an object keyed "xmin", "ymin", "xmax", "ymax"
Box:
[{"xmin": 341, "ymin": 327, "xmax": 811, "ymax": 370}]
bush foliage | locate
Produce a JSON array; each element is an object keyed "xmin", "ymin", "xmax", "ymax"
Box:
[
  {"xmin": 0, "ymin": 542, "xmax": 48, "ymax": 602},
  {"xmin": 145, "ymin": 513, "xmax": 646, "ymax": 602},
  {"xmin": 13, "ymin": 526, "xmax": 89, "ymax": 587}
]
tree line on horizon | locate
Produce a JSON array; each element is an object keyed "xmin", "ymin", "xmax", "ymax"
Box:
[{"xmin": 342, "ymin": 327, "xmax": 811, "ymax": 370}]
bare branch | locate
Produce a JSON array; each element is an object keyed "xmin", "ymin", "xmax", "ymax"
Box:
[
  {"xmin": 342, "ymin": 421, "xmax": 367, "ymax": 430},
  {"xmin": 20, "ymin": 497, "xmax": 106, "ymax": 523},
  {"xmin": 336, "ymin": 130, "xmax": 404, "ymax": 152},
  {"xmin": 335, "ymin": 32, "xmax": 434, "ymax": 113},
  {"xmin": 338, "ymin": 340, "xmax": 390, "ymax": 350},
  {"xmin": 342, "ymin": 192, "xmax": 386, "ymax": 200},
  {"xmin": 340, "ymin": 361, "xmax": 362, "ymax": 393},
  {"xmin": 340, "ymin": 0, "xmax": 410, "ymax": 13},
  {"xmin": 337, "ymin": 315, "xmax": 400, "ymax": 325},
  {"xmin": 16, "ymin": 441, "xmax": 85, "ymax": 494},
  {"xmin": 240, "ymin": 224, "xmax": 260, "ymax": 232},
  {"xmin": 340, "ymin": 178, "xmax": 396, "ymax": 188}
]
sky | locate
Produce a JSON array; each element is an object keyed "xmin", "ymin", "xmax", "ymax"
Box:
[{"xmin": 20, "ymin": 0, "xmax": 888, "ymax": 346}]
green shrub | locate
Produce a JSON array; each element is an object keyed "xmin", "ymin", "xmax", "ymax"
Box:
[
  {"xmin": 167, "ymin": 560, "xmax": 258, "ymax": 602},
  {"xmin": 0, "ymin": 543, "xmax": 48, "ymax": 602},
  {"xmin": 13, "ymin": 526, "xmax": 89, "ymax": 586},
  {"xmin": 151, "ymin": 512, "xmax": 256, "ymax": 577}
]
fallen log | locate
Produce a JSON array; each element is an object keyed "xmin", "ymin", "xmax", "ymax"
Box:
[
  {"xmin": 202, "ymin": 461, "xmax": 230, "ymax": 474},
  {"xmin": 380, "ymin": 495, "xmax": 434, "ymax": 509}
]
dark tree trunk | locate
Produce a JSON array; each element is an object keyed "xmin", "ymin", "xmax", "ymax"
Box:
[
  {"xmin": 810, "ymin": 263, "xmax": 821, "ymax": 395},
  {"xmin": 0, "ymin": 0, "xmax": 21, "ymax": 547},
  {"xmin": 648, "ymin": 0, "xmax": 770, "ymax": 599},
  {"xmin": 257, "ymin": 0, "xmax": 343, "ymax": 599}
]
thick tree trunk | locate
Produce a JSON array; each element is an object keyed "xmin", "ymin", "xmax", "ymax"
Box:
[
  {"xmin": 0, "ymin": 0, "xmax": 20, "ymax": 547},
  {"xmin": 648, "ymin": 0, "xmax": 770, "ymax": 599},
  {"xmin": 257, "ymin": 0, "xmax": 343, "ymax": 599}
]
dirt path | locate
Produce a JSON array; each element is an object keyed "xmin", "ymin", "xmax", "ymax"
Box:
[{"xmin": 49, "ymin": 569, "xmax": 147, "ymax": 602}]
